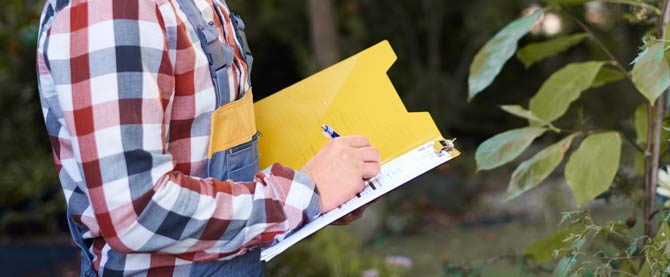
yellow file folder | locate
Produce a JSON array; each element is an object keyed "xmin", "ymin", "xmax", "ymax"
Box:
[{"xmin": 254, "ymin": 40, "xmax": 459, "ymax": 169}]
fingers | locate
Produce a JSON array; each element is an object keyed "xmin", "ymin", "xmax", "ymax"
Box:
[
  {"xmin": 329, "ymin": 201, "xmax": 373, "ymax": 226},
  {"xmin": 350, "ymin": 204, "xmax": 368, "ymax": 217},
  {"xmin": 330, "ymin": 210, "xmax": 364, "ymax": 225},
  {"xmin": 337, "ymin": 136, "xmax": 371, "ymax": 148},
  {"xmin": 349, "ymin": 211, "xmax": 364, "ymax": 221},
  {"xmin": 355, "ymin": 146, "xmax": 380, "ymax": 179},
  {"xmin": 352, "ymin": 144, "xmax": 380, "ymax": 179},
  {"xmin": 331, "ymin": 215, "xmax": 353, "ymax": 225},
  {"xmin": 355, "ymin": 146, "xmax": 380, "ymax": 162},
  {"xmin": 361, "ymin": 162, "xmax": 381, "ymax": 179}
]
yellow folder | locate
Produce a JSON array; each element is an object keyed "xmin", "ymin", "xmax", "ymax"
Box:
[{"xmin": 254, "ymin": 40, "xmax": 459, "ymax": 169}]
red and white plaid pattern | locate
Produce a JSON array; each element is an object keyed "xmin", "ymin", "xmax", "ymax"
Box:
[{"xmin": 36, "ymin": 0, "xmax": 320, "ymax": 274}]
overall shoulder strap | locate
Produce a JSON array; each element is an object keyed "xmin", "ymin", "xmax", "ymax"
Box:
[
  {"xmin": 210, "ymin": 2, "xmax": 254, "ymax": 95},
  {"xmin": 176, "ymin": 0, "xmax": 234, "ymax": 106},
  {"xmin": 230, "ymin": 12, "xmax": 254, "ymax": 83}
]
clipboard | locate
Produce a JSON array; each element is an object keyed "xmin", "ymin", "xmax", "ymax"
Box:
[{"xmin": 253, "ymin": 41, "xmax": 460, "ymax": 261}]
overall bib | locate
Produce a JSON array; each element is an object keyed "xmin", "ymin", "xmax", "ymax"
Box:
[{"xmin": 68, "ymin": 0, "xmax": 262, "ymax": 275}]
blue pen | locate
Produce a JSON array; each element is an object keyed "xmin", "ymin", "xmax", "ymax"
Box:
[{"xmin": 322, "ymin": 124, "xmax": 340, "ymax": 138}]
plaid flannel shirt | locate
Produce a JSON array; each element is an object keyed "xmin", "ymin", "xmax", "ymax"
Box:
[{"xmin": 36, "ymin": 0, "xmax": 321, "ymax": 274}]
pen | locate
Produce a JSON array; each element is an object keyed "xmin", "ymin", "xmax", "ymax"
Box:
[
  {"xmin": 321, "ymin": 124, "xmax": 376, "ymax": 198},
  {"xmin": 322, "ymin": 124, "xmax": 340, "ymax": 138}
]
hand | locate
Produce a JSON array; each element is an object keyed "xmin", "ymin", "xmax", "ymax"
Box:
[
  {"xmin": 331, "ymin": 202, "xmax": 373, "ymax": 225},
  {"xmin": 301, "ymin": 136, "xmax": 381, "ymax": 213}
]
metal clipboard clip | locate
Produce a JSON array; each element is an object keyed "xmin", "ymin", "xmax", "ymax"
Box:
[{"xmin": 434, "ymin": 138, "xmax": 456, "ymax": 157}]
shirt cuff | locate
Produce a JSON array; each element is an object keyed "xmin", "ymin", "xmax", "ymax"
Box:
[
  {"xmin": 263, "ymin": 163, "xmax": 321, "ymax": 229},
  {"xmin": 293, "ymin": 170, "xmax": 321, "ymax": 220}
]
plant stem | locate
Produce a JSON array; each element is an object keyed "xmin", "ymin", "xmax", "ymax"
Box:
[
  {"xmin": 648, "ymin": 207, "xmax": 670, "ymax": 223},
  {"xmin": 658, "ymin": 0, "xmax": 670, "ymax": 39},
  {"xmin": 643, "ymin": 104, "xmax": 653, "ymax": 250},
  {"xmin": 561, "ymin": 126, "xmax": 645, "ymax": 154},
  {"xmin": 559, "ymin": 5, "xmax": 630, "ymax": 77},
  {"xmin": 621, "ymin": 130, "xmax": 646, "ymax": 154},
  {"xmin": 642, "ymin": 0, "xmax": 670, "ymax": 267}
]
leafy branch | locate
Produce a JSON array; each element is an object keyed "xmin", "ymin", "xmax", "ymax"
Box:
[{"xmin": 468, "ymin": 0, "xmax": 670, "ymax": 274}]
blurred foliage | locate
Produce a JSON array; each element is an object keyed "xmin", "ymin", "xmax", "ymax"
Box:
[
  {"xmin": 231, "ymin": 0, "xmax": 551, "ymax": 143},
  {"xmin": 0, "ymin": 0, "xmax": 64, "ymax": 237},
  {"xmin": 266, "ymin": 228, "xmax": 408, "ymax": 276},
  {"xmin": 527, "ymin": 210, "xmax": 650, "ymax": 276}
]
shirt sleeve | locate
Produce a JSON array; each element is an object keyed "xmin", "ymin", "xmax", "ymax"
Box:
[{"xmin": 41, "ymin": 0, "xmax": 320, "ymax": 261}]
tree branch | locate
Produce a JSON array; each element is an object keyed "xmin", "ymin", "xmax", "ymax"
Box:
[
  {"xmin": 559, "ymin": 5, "xmax": 630, "ymax": 77},
  {"xmin": 307, "ymin": 0, "xmax": 339, "ymax": 68},
  {"xmin": 642, "ymin": 0, "xmax": 670, "ymax": 267}
]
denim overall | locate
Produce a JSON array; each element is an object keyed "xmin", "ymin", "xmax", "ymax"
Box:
[{"xmin": 68, "ymin": 0, "xmax": 262, "ymax": 275}]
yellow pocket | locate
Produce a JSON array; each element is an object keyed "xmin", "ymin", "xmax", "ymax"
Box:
[{"xmin": 208, "ymin": 90, "xmax": 256, "ymax": 158}]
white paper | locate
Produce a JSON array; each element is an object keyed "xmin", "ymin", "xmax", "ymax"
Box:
[{"xmin": 260, "ymin": 140, "xmax": 455, "ymax": 261}]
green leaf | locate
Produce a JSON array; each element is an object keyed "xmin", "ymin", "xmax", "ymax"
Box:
[
  {"xmin": 632, "ymin": 42, "xmax": 670, "ymax": 103},
  {"xmin": 529, "ymin": 61, "xmax": 605, "ymax": 123},
  {"xmin": 476, "ymin": 127, "xmax": 547, "ymax": 171},
  {"xmin": 591, "ymin": 67, "xmax": 626, "ymax": 88},
  {"xmin": 626, "ymin": 240, "xmax": 638, "ymax": 256},
  {"xmin": 565, "ymin": 132, "xmax": 622, "ymax": 207},
  {"xmin": 468, "ymin": 10, "xmax": 543, "ymax": 100},
  {"xmin": 500, "ymin": 105, "xmax": 549, "ymax": 126},
  {"xmin": 635, "ymin": 104, "xmax": 648, "ymax": 144},
  {"xmin": 507, "ymin": 134, "xmax": 578, "ymax": 199},
  {"xmin": 524, "ymin": 227, "xmax": 573, "ymax": 263},
  {"xmin": 552, "ymin": 236, "xmax": 585, "ymax": 277},
  {"xmin": 631, "ymin": 46, "xmax": 649, "ymax": 66},
  {"xmin": 517, "ymin": 33, "xmax": 588, "ymax": 68},
  {"xmin": 554, "ymin": 256, "xmax": 577, "ymax": 276}
]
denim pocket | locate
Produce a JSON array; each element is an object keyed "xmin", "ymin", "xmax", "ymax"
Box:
[{"xmin": 227, "ymin": 134, "xmax": 259, "ymax": 182}]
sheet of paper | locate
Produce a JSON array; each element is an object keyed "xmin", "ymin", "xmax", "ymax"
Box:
[{"xmin": 260, "ymin": 140, "xmax": 456, "ymax": 261}]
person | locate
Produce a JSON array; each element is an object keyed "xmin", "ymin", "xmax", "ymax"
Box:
[{"xmin": 35, "ymin": 0, "xmax": 380, "ymax": 275}]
